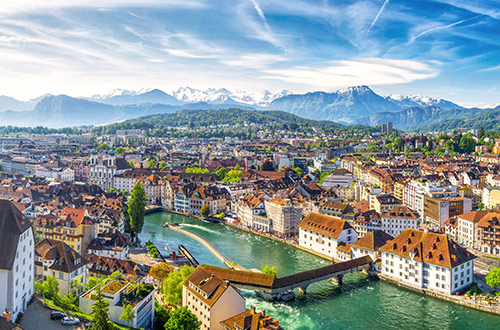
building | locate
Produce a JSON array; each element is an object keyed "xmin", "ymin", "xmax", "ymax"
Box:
[
  {"xmin": 34, "ymin": 208, "xmax": 96, "ymax": 255},
  {"xmin": 220, "ymin": 306, "xmax": 283, "ymax": 330},
  {"xmin": 380, "ymin": 206, "xmax": 419, "ymax": 237},
  {"xmin": 264, "ymin": 198, "xmax": 302, "ymax": 237},
  {"xmin": 381, "ymin": 122, "xmax": 393, "ymax": 135},
  {"xmin": 380, "ymin": 229, "xmax": 475, "ymax": 295},
  {"xmin": 298, "ymin": 212, "xmax": 357, "ymax": 258},
  {"xmin": 80, "ymin": 280, "xmax": 155, "ymax": 329},
  {"xmin": 0, "ymin": 200, "xmax": 35, "ymax": 321},
  {"xmin": 349, "ymin": 230, "xmax": 393, "ymax": 270},
  {"xmin": 86, "ymin": 229, "xmax": 130, "ymax": 260},
  {"xmin": 89, "ymin": 150, "xmax": 131, "ymax": 190},
  {"xmin": 183, "ymin": 266, "xmax": 246, "ymax": 330},
  {"xmin": 423, "ymin": 196, "xmax": 472, "ymax": 230},
  {"xmin": 370, "ymin": 194, "xmax": 403, "ymax": 213},
  {"xmin": 34, "ymin": 239, "xmax": 88, "ymax": 295},
  {"xmin": 0, "ymin": 317, "xmax": 24, "ymax": 330}
]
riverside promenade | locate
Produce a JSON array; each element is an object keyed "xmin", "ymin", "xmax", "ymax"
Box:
[{"xmin": 165, "ymin": 223, "xmax": 248, "ymax": 271}]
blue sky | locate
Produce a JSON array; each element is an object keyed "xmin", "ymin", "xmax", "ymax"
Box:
[{"xmin": 0, "ymin": 0, "xmax": 499, "ymax": 106}]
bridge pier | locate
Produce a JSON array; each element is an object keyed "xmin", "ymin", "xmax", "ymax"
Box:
[{"xmin": 332, "ymin": 275, "xmax": 344, "ymax": 286}]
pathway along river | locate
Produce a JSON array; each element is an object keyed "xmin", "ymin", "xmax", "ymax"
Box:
[{"xmin": 140, "ymin": 212, "xmax": 500, "ymax": 329}]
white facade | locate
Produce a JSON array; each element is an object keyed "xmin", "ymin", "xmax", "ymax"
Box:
[
  {"xmin": 0, "ymin": 228, "xmax": 35, "ymax": 321},
  {"xmin": 381, "ymin": 252, "xmax": 474, "ymax": 294},
  {"xmin": 299, "ymin": 226, "xmax": 356, "ymax": 258}
]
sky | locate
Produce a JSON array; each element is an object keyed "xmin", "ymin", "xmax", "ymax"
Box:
[{"xmin": 0, "ymin": 0, "xmax": 500, "ymax": 106}]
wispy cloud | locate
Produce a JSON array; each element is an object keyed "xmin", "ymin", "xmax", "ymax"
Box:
[
  {"xmin": 367, "ymin": 0, "xmax": 389, "ymax": 33},
  {"xmin": 263, "ymin": 58, "xmax": 439, "ymax": 90},
  {"xmin": 409, "ymin": 15, "xmax": 483, "ymax": 43}
]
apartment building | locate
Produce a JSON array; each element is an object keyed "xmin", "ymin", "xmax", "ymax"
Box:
[
  {"xmin": 183, "ymin": 267, "xmax": 246, "ymax": 330},
  {"xmin": 298, "ymin": 212, "xmax": 357, "ymax": 258},
  {"xmin": 264, "ymin": 198, "xmax": 302, "ymax": 236},
  {"xmin": 0, "ymin": 201, "xmax": 35, "ymax": 321},
  {"xmin": 423, "ymin": 196, "xmax": 472, "ymax": 230},
  {"xmin": 35, "ymin": 239, "xmax": 88, "ymax": 295},
  {"xmin": 380, "ymin": 229, "xmax": 475, "ymax": 295},
  {"xmin": 380, "ymin": 206, "xmax": 419, "ymax": 237}
]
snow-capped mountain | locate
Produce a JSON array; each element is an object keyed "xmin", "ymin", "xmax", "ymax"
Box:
[
  {"xmin": 385, "ymin": 94, "xmax": 463, "ymax": 110},
  {"xmin": 90, "ymin": 88, "xmax": 154, "ymax": 100},
  {"xmin": 172, "ymin": 87, "xmax": 290, "ymax": 107}
]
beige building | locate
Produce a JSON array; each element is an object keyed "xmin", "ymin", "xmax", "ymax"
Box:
[
  {"xmin": 183, "ymin": 267, "xmax": 246, "ymax": 330},
  {"xmin": 264, "ymin": 198, "xmax": 302, "ymax": 236},
  {"xmin": 35, "ymin": 239, "xmax": 88, "ymax": 295}
]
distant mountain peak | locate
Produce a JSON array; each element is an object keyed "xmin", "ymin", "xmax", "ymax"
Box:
[{"xmin": 338, "ymin": 85, "xmax": 373, "ymax": 94}]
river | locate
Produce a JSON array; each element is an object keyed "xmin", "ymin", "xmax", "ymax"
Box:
[{"xmin": 140, "ymin": 212, "xmax": 500, "ymax": 330}]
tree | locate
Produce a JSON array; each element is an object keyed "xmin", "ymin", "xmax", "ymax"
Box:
[
  {"xmin": 90, "ymin": 291, "xmax": 113, "ymax": 330},
  {"xmin": 213, "ymin": 167, "xmax": 228, "ymax": 181},
  {"xmin": 486, "ymin": 267, "xmax": 500, "ymax": 289},
  {"xmin": 158, "ymin": 160, "xmax": 166, "ymax": 169},
  {"xmin": 163, "ymin": 265, "xmax": 195, "ymax": 306},
  {"xmin": 119, "ymin": 304, "xmax": 135, "ymax": 328},
  {"xmin": 149, "ymin": 262, "xmax": 174, "ymax": 283},
  {"xmin": 200, "ymin": 203, "xmax": 210, "ymax": 217},
  {"xmin": 479, "ymin": 127, "xmax": 486, "ymax": 139},
  {"xmin": 128, "ymin": 182, "xmax": 147, "ymax": 245},
  {"xmin": 35, "ymin": 275, "xmax": 59, "ymax": 300},
  {"xmin": 164, "ymin": 306, "xmax": 200, "ymax": 330},
  {"xmin": 155, "ymin": 302, "xmax": 171, "ymax": 330},
  {"xmin": 146, "ymin": 159, "xmax": 156, "ymax": 169},
  {"xmin": 478, "ymin": 202, "xmax": 485, "ymax": 210},
  {"xmin": 234, "ymin": 163, "xmax": 240, "ymax": 170},
  {"xmin": 96, "ymin": 143, "xmax": 110, "ymax": 150},
  {"xmin": 262, "ymin": 264, "xmax": 279, "ymax": 276}
]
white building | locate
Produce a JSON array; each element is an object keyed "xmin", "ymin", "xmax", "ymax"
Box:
[
  {"xmin": 89, "ymin": 150, "xmax": 131, "ymax": 190},
  {"xmin": 380, "ymin": 229, "xmax": 475, "ymax": 295},
  {"xmin": 298, "ymin": 212, "xmax": 357, "ymax": 258},
  {"xmin": 183, "ymin": 266, "xmax": 246, "ymax": 330},
  {"xmin": 80, "ymin": 280, "xmax": 155, "ymax": 329},
  {"xmin": 36, "ymin": 165, "xmax": 75, "ymax": 182},
  {"xmin": 0, "ymin": 200, "xmax": 35, "ymax": 321},
  {"xmin": 380, "ymin": 206, "xmax": 419, "ymax": 237}
]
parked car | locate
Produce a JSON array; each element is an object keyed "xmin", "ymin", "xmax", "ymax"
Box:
[
  {"xmin": 61, "ymin": 316, "xmax": 80, "ymax": 325},
  {"xmin": 50, "ymin": 311, "xmax": 67, "ymax": 320}
]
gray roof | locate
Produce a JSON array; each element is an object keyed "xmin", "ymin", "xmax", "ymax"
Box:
[{"xmin": 0, "ymin": 199, "xmax": 32, "ymax": 270}]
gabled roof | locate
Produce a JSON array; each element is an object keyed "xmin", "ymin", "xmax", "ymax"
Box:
[
  {"xmin": 379, "ymin": 229, "xmax": 475, "ymax": 268},
  {"xmin": 298, "ymin": 212, "xmax": 352, "ymax": 239},
  {"xmin": 0, "ymin": 199, "xmax": 32, "ymax": 270},
  {"xmin": 35, "ymin": 239, "xmax": 88, "ymax": 273},
  {"xmin": 221, "ymin": 306, "xmax": 283, "ymax": 330},
  {"xmin": 184, "ymin": 266, "xmax": 242, "ymax": 308},
  {"xmin": 351, "ymin": 230, "xmax": 393, "ymax": 252},
  {"xmin": 381, "ymin": 206, "xmax": 418, "ymax": 219}
]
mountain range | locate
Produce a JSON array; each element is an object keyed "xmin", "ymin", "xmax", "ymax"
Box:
[{"xmin": 0, "ymin": 85, "xmax": 489, "ymax": 130}]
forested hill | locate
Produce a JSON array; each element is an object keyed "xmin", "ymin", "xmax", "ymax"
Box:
[{"xmin": 93, "ymin": 108, "xmax": 345, "ymax": 135}]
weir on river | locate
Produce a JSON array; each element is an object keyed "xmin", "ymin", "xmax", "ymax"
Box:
[{"xmin": 141, "ymin": 211, "xmax": 500, "ymax": 330}]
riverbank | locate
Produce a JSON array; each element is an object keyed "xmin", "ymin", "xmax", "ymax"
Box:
[
  {"xmin": 379, "ymin": 273, "xmax": 500, "ymax": 316},
  {"xmin": 223, "ymin": 220, "xmax": 333, "ymax": 261}
]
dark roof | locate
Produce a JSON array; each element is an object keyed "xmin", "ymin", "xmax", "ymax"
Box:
[
  {"xmin": 35, "ymin": 239, "xmax": 88, "ymax": 273},
  {"xmin": 0, "ymin": 199, "xmax": 32, "ymax": 270},
  {"xmin": 0, "ymin": 317, "xmax": 23, "ymax": 330}
]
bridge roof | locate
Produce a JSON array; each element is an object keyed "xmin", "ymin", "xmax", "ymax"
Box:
[
  {"xmin": 273, "ymin": 256, "xmax": 371, "ymax": 288},
  {"xmin": 201, "ymin": 265, "xmax": 276, "ymax": 288},
  {"xmin": 200, "ymin": 255, "xmax": 372, "ymax": 290}
]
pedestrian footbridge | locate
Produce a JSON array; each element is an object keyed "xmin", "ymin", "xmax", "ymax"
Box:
[{"xmin": 201, "ymin": 255, "xmax": 372, "ymax": 300}]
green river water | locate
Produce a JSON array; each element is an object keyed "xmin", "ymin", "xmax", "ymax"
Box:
[{"xmin": 140, "ymin": 212, "xmax": 500, "ymax": 330}]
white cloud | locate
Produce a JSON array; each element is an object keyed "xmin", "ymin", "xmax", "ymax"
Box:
[
  {"xmin": 0, "ymin": 0, "xmax": 206, "ymax": 13},
  {"xmin": 263, "ymin": 58, "xmax": 439, "ymax": 90}
]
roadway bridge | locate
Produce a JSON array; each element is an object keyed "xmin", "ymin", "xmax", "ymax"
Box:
[{"xmin": 201, "ymin": 255, "xmax": 372, "ymax": 301}]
